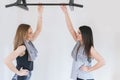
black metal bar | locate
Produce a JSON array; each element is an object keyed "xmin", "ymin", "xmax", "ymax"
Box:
[
  {"xmin": 22, "ymin": 3, "xmax": 70, "ymax": 6},
  {"xmin": 6, "ymin": 3, "xmax": 17, "ymax": 7},
  {"xmin": 73, "ymin": 3, "xmax": 83, "ymax": 8},
  {"xmin": 69, "ymin": 0, "xmax": 74, "ymax": 10},
  {"xmin": 6, "ymin": 3, "xmax": 83, "ymax": 8}
]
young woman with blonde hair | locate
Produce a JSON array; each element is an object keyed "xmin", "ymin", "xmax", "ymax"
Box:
[{"xmin": 4, "ymin": 6, "xmax": 43, "ymax": 80}]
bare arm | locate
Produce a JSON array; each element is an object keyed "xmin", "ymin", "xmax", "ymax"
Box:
[
  {"xmin": 31, "ymin": 6, "xmax": 43, "ymax": 41},
  {"xmin": 4, "ymin": 46, "xmax": 28, "ymax": 76},
  {"xmin": 61, "ymin": 6, "xmax": 77, "ymax": 41},
  {"xmin": 88, "ymin": 47, "xmax": 105, "ymax": 72},
  {"xmin": 80, "ymin": 47, "xmax": 105, "ymax": 72}
]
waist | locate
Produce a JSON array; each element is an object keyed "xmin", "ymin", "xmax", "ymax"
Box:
[
  {"xmin": 77, "ymin": 70, "xmax": 93, "ymax": 80},
  {"xmin": 16, "ymin": 62, "xmax": 33, "ymax": 71},
  {"xmin": 17, "ymin": 66, "xmax": 33, "ymax": 71},
  {"xmin": 77, "ymin": 78, "xmax": 94, "ymax": 80}
]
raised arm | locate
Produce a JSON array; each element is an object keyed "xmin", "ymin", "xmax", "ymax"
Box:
[
  {"xmin": 61, "ymin": 6, "xmax": 77, "ymax": 41},
  {"xmin": 4, "ymin": 46, "xmax": 29, "ymax": 76},
  {"xmin": 31, "ymin": 6, "xmax": 44, "ymax": 41}
]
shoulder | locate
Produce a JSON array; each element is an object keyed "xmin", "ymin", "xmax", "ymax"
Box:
[
  {"xmin": 90, "ymin": 46, "xmax": 104, "ymax": 60},
  {"xmin": 90, "ymin": 46, "xmax": 96, "ymax": 53},
  {"xmin": 14, "ymin": 45, "xmax": 26, "ymax": 55},
  {"xmin": 6, "ymin": 45, "xmax": 27, "ymax": 60},
  {"xmin": 90, "ymin": 46, "xmax": 98, "ymax": 58},
  {"xmin": 16, "ymin": 45, "xmax": 26, "ymax": 51}
]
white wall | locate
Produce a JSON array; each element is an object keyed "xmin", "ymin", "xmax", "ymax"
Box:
[{"xmin": 0, "ymin": 0, "xmax": 120, "ymax": 80}]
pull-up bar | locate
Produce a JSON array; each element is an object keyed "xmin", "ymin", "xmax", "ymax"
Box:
[{"xmin": 5, "ymin": 0, "xmax": 83, "ymax": 11}]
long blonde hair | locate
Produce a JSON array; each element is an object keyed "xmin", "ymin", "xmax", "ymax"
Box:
[{"xmin": 14, "ymin": 24, "xmax": 30, "ymax": 50}]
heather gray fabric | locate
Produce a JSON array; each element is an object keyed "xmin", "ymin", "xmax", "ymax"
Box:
[{"xmin": 24, "ymin": 40, "xmax": 38, "ymax": 61}]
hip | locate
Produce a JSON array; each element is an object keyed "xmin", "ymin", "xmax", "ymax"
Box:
[{"xmin": 12, "ymin": 71, "xmax": 32, "ymax": 80}]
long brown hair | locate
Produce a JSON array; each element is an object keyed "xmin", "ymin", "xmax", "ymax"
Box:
[
  {"xmin": 14, "ymin": 24, "xmax": 30, "ymax": 50},
  {"xmin": 79, "ymin": 25, "xmax": 94, "ymax": 58}
]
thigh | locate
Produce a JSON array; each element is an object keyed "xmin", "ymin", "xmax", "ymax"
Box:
[
  {"xmin": 26, "ymin": 71, "xmax": 32, "ymax": 80},
  {"xmin": 12, "ymin": 74, "xmax": 27, "ymax": 80},
  {"xmin": 12, "ymin": 74, "xmax": 17, "ymax": 80}
]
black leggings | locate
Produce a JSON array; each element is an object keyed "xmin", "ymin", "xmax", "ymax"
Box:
[{"xmin": 77, "ymin": 78, "xmax": 94, "ymax": 80}]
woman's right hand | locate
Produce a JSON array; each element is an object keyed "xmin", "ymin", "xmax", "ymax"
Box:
[
  {"xmin": 17, "ymin": 67, "xmax": 29, "ymax": 76},
  {"xmin": 38, "ymin": 5, "xmax": 44, "ymax": 15},
  {"xmin": 80, "ymin": 66, "xmax": 90, "ymax": 72}
]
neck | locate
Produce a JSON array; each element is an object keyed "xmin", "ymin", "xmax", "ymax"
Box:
[
  {"xmin": 80, "ymin": 40, "xmax": 83, "ymax": 45},
  {"xmin": 24, "ymin": 39, "xmax": 30, "ymax": 42}
]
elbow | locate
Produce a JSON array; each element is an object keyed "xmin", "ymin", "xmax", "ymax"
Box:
[
  {"xmin": 37, "ymin": 29, "xmax": 41, "ymax": 34},
  {"xmin": 37, "ymin": 28, "xmax": 41, "ymax": 32},
  {"xmin": 100, "ymin": 59, "xmax": 106, "ymax": 67},
  {"xmin": 4, "ymin": 58, "xmax": 11, "ymax": 66},
  {"xmin": 4, "ymin": 58, "xmax": 8, "ymax": 65},
  {"xmin": 102, "ymin": 58, "xmax": 106, "ymax": 65}
]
